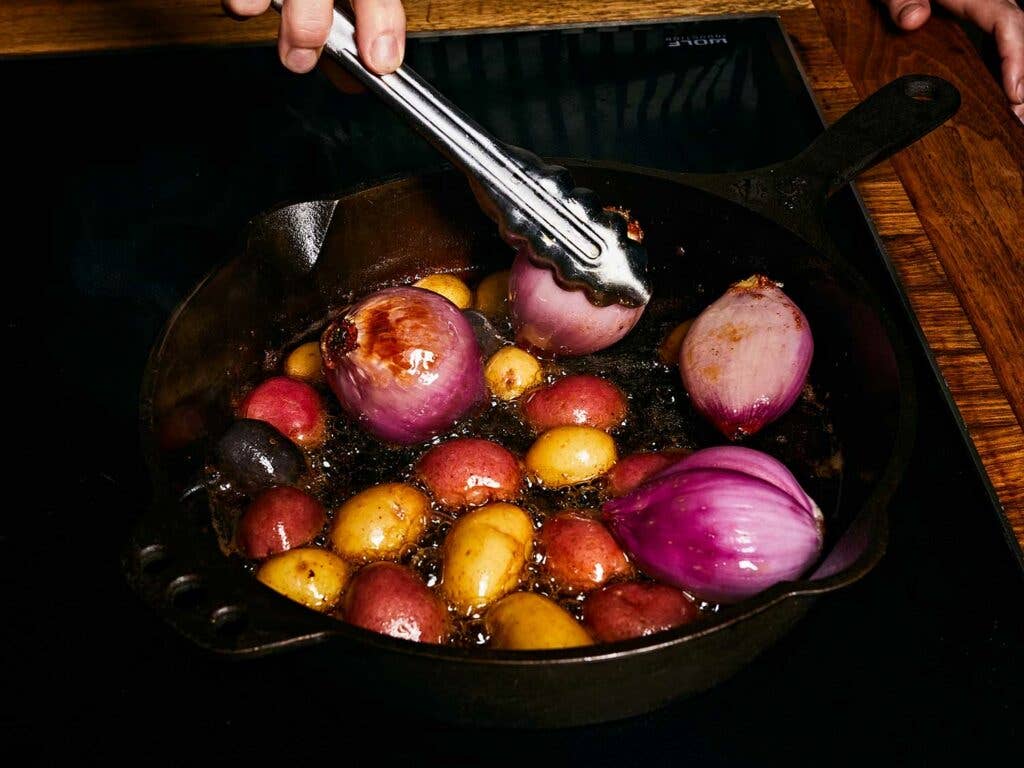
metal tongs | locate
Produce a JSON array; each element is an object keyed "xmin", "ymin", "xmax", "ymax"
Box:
[{"xmin": 269, "ymin": 1, "xmax": 650, "ymax": 308}]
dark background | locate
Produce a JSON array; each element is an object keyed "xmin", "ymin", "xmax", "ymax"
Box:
[{"xmin": 4, "ymin": 17, "xmax": 1021, "ymax": 762}]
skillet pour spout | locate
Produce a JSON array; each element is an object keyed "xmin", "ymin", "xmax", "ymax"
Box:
[{"xmin": 128, "ymin": 76, "xmax": 956, "ymax": 727}]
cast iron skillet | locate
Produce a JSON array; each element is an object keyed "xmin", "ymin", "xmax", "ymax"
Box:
[{"xmin": 127, "ymin": 75, "xmax": 958, "ymax": 727}]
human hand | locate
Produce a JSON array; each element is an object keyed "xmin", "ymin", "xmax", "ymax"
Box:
[
  {"xmin": 224, "ymin": 0, "xmax": 407, "ymax": 75},
  {"xmin": 879, "ymin": 0, "xmax": 1024, "ymax": 119}
]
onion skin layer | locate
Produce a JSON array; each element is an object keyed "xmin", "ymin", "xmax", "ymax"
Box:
[
  {"xmin": 320, "ymin": 287, "xmax": 485, "ymax": 444},
  {"xmin": 509, "ymin": 252, "xmax": 646, "ymax": 357},
  {"xmin": 604, "ymin": 448, "xmax": 824, "ymax": 604},
  {"xmin": 680, "ymin": 275, "xmax": 813, "ymax": 439}
]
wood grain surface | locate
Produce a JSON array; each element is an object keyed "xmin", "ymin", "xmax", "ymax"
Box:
[
  {"xmin": 804, "ymin": 1, "xmax": 1024, "ymax": 550},
  {"xmin": 3, "ymin": 0, "xmax": 1021, "ymax": 552},
  {"xmin": 0, "ymin": 0, "xmax": 811, "ymax": 56}
]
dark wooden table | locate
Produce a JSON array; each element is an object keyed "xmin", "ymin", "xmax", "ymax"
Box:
[{"xmin": 5, "ymin": 0, "xmax": 1021, "ymax": 555}]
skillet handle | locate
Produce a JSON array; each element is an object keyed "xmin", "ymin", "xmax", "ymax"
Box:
[
  {"xmin": 124, "ymin": 489, "xmax": 338, "ymax": 656},
  {"xmin": 790, "ymin": 75, "xmax": 961, "ymax": 197},
  {"xmin": 685, "ymin": 75, "xmax": 959, "ymax": 250}
]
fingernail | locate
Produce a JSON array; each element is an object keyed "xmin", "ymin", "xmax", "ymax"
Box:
[
  {"xmin": 284, "ymin": 47, "xmax": 317, "ymax": 73},
  {"xmin": 370, "ymin": 34, "xmax": 400, "ymax": 73},
  {"xmin": 1016, "ymin": 78, "xmax": 1024, "ymax": 105},
  {"xmin": 898, "ymin": 3, "xmax": 922, "ymax": 24}
]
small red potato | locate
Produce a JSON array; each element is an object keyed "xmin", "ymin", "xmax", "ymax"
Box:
[
  {"xmin": 539, "ymin": 512, "xmax": 631, "ymax": 591},
  {"xmin": 239, "ymin": 376, "xmax": 326, "ymax": 448},
  {"xmin": 416, "ymin": 438, "xmax": 523, "ymax": 509},
  {"xmin": 343, "ymin": 563, "xmax": 449, "ymax": 644},
  {"xmin": 237, "ymin": 486, "xmax": 327, "ymax": 559},
  {"xmin": 583, "ymin": 582, "xmax": 700, "ymax": 643},
  {"xmin": 605, "ymin": 449, "xmax": 691, "ymax": 497},
  {"xmin": 521, "ymin": 374, "xmax": 627, "ymax": 432}
]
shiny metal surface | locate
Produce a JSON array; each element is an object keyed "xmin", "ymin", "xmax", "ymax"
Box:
[{"xmin": 269, "ymin": 1, "xmax": 650, "ymax": 307}]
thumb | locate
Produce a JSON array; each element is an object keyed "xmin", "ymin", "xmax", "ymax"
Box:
[{"xmin": 879, "ymin": 0, "xmax": 933, "ymax": 30}]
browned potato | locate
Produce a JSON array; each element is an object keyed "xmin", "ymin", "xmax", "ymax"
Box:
[
  {"xmin": 524, "ymin": 426, "xmax": 617, "ymax": 488},
  {"xmin": 484, "ymin": 347, "xmax": 543, "ymax": 401},
  {"xmin": 486, "ymin": 593, "xmax": 593, "ymax": 650},
  {"xmin": 657, "ymin": 319, "xmax": 694, "ymax": 365},
  {"xmin": 413, "ymin": 274, "xmax": 473, "ymax": 309},
  {"xmin": 284, "ymin": 341, "xmax": 324, "ymax": 383},
  {"xmin": 415, "ymin": 437, "xmax": 523, "ymax": 509},
  {"xmin": 329, "ymin": 483, "xmax": 429, "ymax": 563},
  {"xmin": 474, "ymin": 270, "xmax": 510, "ymax": 318},
  {"xmin": 256, "ymin": 547, "xmax": 351, "ymax": 611},
  {"xmin": 441, "ymin": 503, "xmax": 534, "ymax": 613},
  {"xmin": 342, "ymin": 563, "xmax": 449, "ymax": 644}
]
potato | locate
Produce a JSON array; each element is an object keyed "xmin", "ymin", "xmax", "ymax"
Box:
[
  {"xmin": 239, "ymin": 376, "xmax": 326, "ymax": 448},
  {"xmin": 657, "ymin": 319, "xmax": 694, "ymax": 366},
  {"xmin": 256, "ymin": 547, "xmax": 351, "ymax": 611},
  {"xmin": 583, "ymin": 582, "xmax": 700, "ymax": 643},
  {"xmin": 539, "ymin": 512, "xmax": 630, "ymax": 591},
  {"xmin": 605, "ymin": 449, "xmax": 690, "ymax": 497},
  {"xmin": 524, "ymin": 426, "xmax": 617, "ymax": 488},
  {"xmin": 486, "ymin": 593, "xmax": 593, "ymax": 650},
  {"xmin": 441, "ymin": 503, "xmax": 534, "ymax": 613},
  {"xmin": 284, "ymin": 341, "xmax": 323, "ymax": 384},
  {"xmin": 413, "ymin": 274, "xmax": 473, "ymax": 309},
  {"xmin": 521, "ymin": 374, "xmax": 627, "ymax": 432},
  {"xmin": 329, "ymin": 483, "xmax": 429, "ymax": 563},
  {"xmin": 474, "ymin": 270, "xmax": 510, "ymax": 318},
  {"xmin": 416, "ymin": 437, "xmax": 523, "ymax": 509},
  {"xmin": 342, "ymin": 563, "xmax": 449, "ymax": 644},
  {"xmin": 216, "ymin": 419, "xmax": 305, "ymax": 493},
  {"xmin": 237, "ymin": 486, "xmax": 326, "ymax": 558},
  {"xmin": 484, "ymin": 347, "xmax": 543, "ymax": 401}
]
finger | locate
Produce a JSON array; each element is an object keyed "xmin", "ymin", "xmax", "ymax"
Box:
[
  {"xmin": 280, "ymin": 0, "xmax": 333, "ymax": 73},
  {"xmin": 223, "ymin": 0, "xmax": 271, "ymax": 18},
  {"xmin": 352, "ymin": 0, "xmax": 407, "ymax": 74},
  {"xmin": 879, "ymin": 0, "xmax": 933, "ymax": 30},
  {"xmin": 937, "ymin": 0, "xmax": 1024, "ymax": 104}
]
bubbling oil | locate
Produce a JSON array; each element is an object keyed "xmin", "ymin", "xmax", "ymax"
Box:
[{"xmin": 209, "ymin": 276, "xmax": 843, "ymax": 648}]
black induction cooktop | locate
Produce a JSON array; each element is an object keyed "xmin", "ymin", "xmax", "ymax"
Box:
[{"xmin": 7, "ymin": 13, "xmax": 1021, "ymax": 760}]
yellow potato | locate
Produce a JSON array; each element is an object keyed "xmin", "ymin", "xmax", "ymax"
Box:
[
  {"xmin": 329, "ymin": 483, "xmax": 429, "ymax": 562},
  {"xmin": 442, "ymin": 503, "xmax": 534, "ymax": 613},
  {"xmin": 657, "ymin": 319, "xmax": 694, "ymax": 366},
  {"xmin": 484, "ymin": 347, "xmax": 543, "ymax": 401},
  {"xmin": 284, "ymin": 341, "xmax": 324, "ymax": 383},
  {"xmin": 486, "ymin": 592, "xmax": 593, "ymax": 650},
  {"xmin": 524, "ymin": 426, "xmax": 618, "ymax": 488},
  {"xmin": 474, "ymin": 270, "xmax": 510, "ymax": 318},
  {"xmin": 413, "ymin": 274, "xmax": 473, "ymax": 309},
  {"xmin": 256, "ymin": 547, "xmax": 351, "ymax": 612}
]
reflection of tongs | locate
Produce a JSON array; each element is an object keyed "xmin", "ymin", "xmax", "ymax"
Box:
[{"xmin": 269, "ymin": 1, "xmax": 650, "ymax": 308}]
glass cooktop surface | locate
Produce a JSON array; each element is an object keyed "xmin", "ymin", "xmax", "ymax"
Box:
[{"xmin": 8, "ymin": 13, "xmax": 1021, "ymax": 760}]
